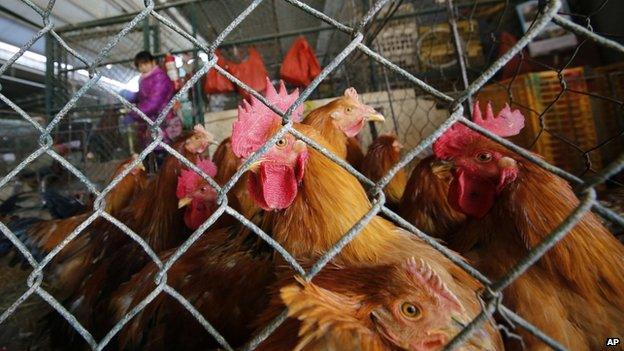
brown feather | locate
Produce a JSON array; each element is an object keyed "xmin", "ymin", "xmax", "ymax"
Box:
[
  {"xmin": 361, "ymin": 135, "xmax": 407, "ymax": 209},
  {"xmin": 111, "ymin": 225, "xmax": 274, "ymax": 350},
  {"xmin": 448, "ymin": 145, "xmax": 624, "ymax": 350},
  {"xmin": 256, "ymin": 124, "xmax": 503, "ymax": 349},
  {"xmin": 398, "ymin": 156, "xmax": 466, "ymax": 242}
]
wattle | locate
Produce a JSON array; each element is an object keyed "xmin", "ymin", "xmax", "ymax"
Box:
[
  {"xmin": 342, "ymin": 118, "xmax": 365, "ymax": 138},
  {"xmin": 248, "ymin": 163, "xmax": 298, "ymax": 211},
  {"xmin": 184, "ymin": 201, "xmax": 214, "ymax": 229},
  {"xmin": 448, "ymin": 169, "xmax": 497, "ymax": 219}
]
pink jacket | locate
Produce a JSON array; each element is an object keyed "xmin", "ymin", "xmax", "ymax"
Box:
[{"xmin": 127, "ymin": 66, "xmax": 177, "ymax": 148}]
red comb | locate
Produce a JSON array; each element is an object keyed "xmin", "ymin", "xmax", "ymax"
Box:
[
  {"xmin": 176, "ymin": 158, "xmax": 218, "ymax": 199},
  {"xmin": 433, "ymin": 101, "xmax": 525, "ymax": 160},
  {"xmin": 231, "ymin": 77, "xmax": 303, "ymax": 159},
  {"xmin": 472, "ymin": 101, "xmax": 524, "ymax": 137}
]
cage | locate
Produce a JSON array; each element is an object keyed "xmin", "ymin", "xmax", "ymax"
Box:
[{"xmin": 0, "ymin": 0, "xmax": 623, "ymax": 350}]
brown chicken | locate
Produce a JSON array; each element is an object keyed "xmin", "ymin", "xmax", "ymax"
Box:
[
  {"xmin": 398, "ymin": 156, "xmax": 466, "ymax": 243},
  {"xmin": 103, "ymin": 153, "xmax": 149, "ymax": 214},
  {"xmin": 361, "ymin": 134, "xmax": 407, "ymax": 210},
  {"xmin": 303, "ymin": 87, "xmax": 384, "ymax": 163},
  {"xmin": 227, "ymin": 87, "xmax": 503, "ymax": 348},
  {"xmin": 51, "ymin": 126, "xmax": 218, "ymax": 344},
  {"xmin": 260, "ymin": 258, "xmax": 492, "ymax": 351},
  {"xmin": 346, "ymin": 136, "xmax": 365, "ymax": 169},
  {"xmin": 0, "ymin": 155, "xmax": 147, "ymax": 288},
  {"xmin": 109, "ymin": 81, "xmax": 306, "ymax": 350},
  {"xmin": 433, "ymin": 101, "xmax": 624, "ymax": 350}
]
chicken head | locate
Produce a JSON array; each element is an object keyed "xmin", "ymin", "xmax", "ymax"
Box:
[
  {"xmin": 329, "ymin": 87, "xmax": 385, "ymax": 138},
  {"xmin": 231, "ymin": 77, "xmax": 308, "ymax": 211},
  {"xmin": 433, "ymin": 101, "xmax": 525, "ymax": 218},
  {"xmin": 176, "ymin": 158, "xmax": 219, "ymax": 229}
]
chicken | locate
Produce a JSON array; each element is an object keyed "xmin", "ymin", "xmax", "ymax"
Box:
[
  {"xmin": 303, "ymin": 87, "xmax": 384, "ymax": 163},
  {"xmin": 260, "ymin": 258, "xmax": 491, "ymax": 351},
  {"xmin": 398, "ymin": 156, "xmax": 466, "ymax": 243},
  {"xmin": 346, "ymin": 136, "xmax": 365, "ymax": 170},
  {"xmin": 227, "ymin": 83, "xmax": 503, "ymax": 348},
  {"xmin": 433, "ymin": 101, "xmax": 624, "ymax": 350},
  {"xmin": 360, "ymin": 134, "xmax": 407, "ymax": 210},
  {"xmin": 0, "ymin": 155, "xmax": 147, "ymax": 267},
  {"xmin": 108, "ymin": 81, "xmax": 306, "ymax": 350},
  {"xmin": 111, "ymin": 226, "xmax": 273, "ymax": 350},
  {"xmin": 176, "ymin": 158, "xmax": 219, "ymax": 229},
  {"xmin": 102, "ymin": 153, "xmax": 148, "ymax": 214},
  {"xmin": 50, "ymin": 126, "xmax": 218, "ymax": 344}
]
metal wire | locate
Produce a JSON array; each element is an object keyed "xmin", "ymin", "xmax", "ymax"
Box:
[{"xmin": 0, "ymin": 0, "xmax": 623, "ymax": 350}]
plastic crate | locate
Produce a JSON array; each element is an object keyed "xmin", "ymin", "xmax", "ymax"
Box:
[{"xmin": 476, "ymin": 67, "xmax": 602, "ymax": 175}]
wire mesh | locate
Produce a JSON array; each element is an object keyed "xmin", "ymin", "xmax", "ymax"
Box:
[{"xmin": 0, "ymin": 0, "xmax": 623, "ymax": 350}]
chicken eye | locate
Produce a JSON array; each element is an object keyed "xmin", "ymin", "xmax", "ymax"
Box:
[
  {"xmin": 200, "ymin": 186, "xmax": 207, "ymax": 192},
  {"xmin": 345, "ymin": 107, "xmax": 353, "ymax": 113},
  {"xmin": 275, "ymin": 138, "xmax": 288, "ymax": 148},
  {"xmin": 475, "ymin": 152, "xmax": 493, "ymax": 163},
  {"xmin": 400, "ymin": 302, "xmax": 421, "ymax": 319}
]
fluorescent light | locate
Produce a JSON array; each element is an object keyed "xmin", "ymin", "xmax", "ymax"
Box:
[{"xmin": 0, "ymin": 40, "xmax": 137, "ymax": 91}]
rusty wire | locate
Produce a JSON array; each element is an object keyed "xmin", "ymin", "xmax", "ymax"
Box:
[{"xmin": 1, "ymin": 0, "xmax": 623, "ymax": 350}]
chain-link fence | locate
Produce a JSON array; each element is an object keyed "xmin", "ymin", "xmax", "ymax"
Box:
[{"xmin": 1, "ymin": 0, "xmax": 624, "ymax": 350}]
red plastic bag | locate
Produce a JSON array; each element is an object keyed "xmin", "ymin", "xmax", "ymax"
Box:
[
  {"xmin": 280, "ymin": 37, "xmax": 321, "ymax": 87},
  {"xmin": 203, "ymin": 49, "xmax": 235, "ymax": 94},
  {"xmin": 227, "ymin": 47, "xmax": 268, "ymax": 98}
]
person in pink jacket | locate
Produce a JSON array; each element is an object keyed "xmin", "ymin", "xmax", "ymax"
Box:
[{"xmin": 124, "ymin": 51, "xmax": 182, "ymax": 168}]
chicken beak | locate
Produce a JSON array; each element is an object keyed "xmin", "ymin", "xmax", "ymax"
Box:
[
  {"xmin": 498, "ymin": 156, "xmax": 517, "ymax": 169},
  {"xmin": 137, "ymin": 162, "xmax": 146, "ymax": 172},
  {"xmin": 366, "ymin": 113, "xmax": 385, "ymax": 123},
  {"xmin": 209, "ymin": 140, "xmax": 220, "ymax": 146},
  {"xmin": 178, "ymin": 197, "xmax": 192, "ymax": 209}
]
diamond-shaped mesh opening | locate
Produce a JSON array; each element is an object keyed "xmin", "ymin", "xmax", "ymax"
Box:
[{"xmin": 1, "ymin": 0, "xmax": 624, "ymax": 350}]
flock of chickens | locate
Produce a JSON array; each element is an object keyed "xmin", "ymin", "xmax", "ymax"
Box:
[{"xmin": 1, "ymin": 77, "xmax": 623, "ymax": 350}]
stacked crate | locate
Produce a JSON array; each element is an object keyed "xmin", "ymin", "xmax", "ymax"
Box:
[{"xmin": 476, "ymin": 67, "xmax": 602, "ymax": 176}]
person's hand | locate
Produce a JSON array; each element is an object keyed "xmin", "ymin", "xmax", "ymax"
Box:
[{"xmin": 120, "ymin": 89, "xmax": 136, "ymax": 101}]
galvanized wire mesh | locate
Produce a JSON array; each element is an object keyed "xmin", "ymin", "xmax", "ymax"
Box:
[{"xmin": 0, "ymin": 0, "xmax": 623, "ymax": 350}]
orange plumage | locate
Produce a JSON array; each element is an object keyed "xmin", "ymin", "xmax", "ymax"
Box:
[
  {"xmin": 433, "ymin": 103, "xmax": 624, "ymax": 349},
  {"xmin": 248, "ymin": 124, "xmax": 502, "ymax": 349},
  {"xmin": 0, "ymin": 155, "xmax": 147, "ymax": 293},
  {"xmin": 260, "ymin": 258, "xmax": 493, "ymax": 351},
  {"xmin": 303, "ymin": 87, "xmax": 384, "ymax": 163},
  {"xmin": 448, "ymin": 156, "xmax": 624, "ymax": 350}
]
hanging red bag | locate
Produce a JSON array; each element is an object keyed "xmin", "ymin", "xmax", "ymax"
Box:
[
  {"xmin": 280, "ymin": 37, "xmax": 321, "ymax": 87},
  {"xmin": 227, "ymin": 46, "xmax": 268, "ymax": 98},
  {"xmin": 203, "ymin": 49, "xmax": 235, "ymax": 94}
]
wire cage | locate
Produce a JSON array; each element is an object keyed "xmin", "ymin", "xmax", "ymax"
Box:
[{"xmin": 1, "ymin": 0, "xmax": 624, "ymax": 350}]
